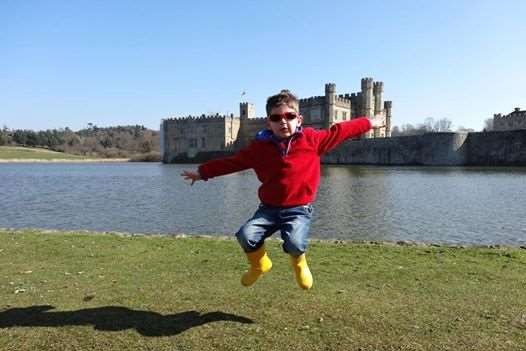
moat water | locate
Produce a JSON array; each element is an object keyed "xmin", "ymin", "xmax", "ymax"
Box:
[{"xmin": 1, "ymin": 163, "xmax": 525, "ymax": 246}]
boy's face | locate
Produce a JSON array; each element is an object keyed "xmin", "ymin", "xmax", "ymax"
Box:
[{"xmin": 267, "ymin": 104, "xmax": 303, "ymax": 139}]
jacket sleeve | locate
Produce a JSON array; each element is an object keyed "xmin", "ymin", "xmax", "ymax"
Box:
[
  {"xmin": 198, "ymin": 144, "xmax": 254, "ymax": 180},
  {"xmin": 314, "ymin": 117, "xmax": 372, "ymax": 155}
]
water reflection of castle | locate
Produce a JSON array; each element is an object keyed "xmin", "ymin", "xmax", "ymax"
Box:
[{"xmin": 161, "ymin": 78, "xmax": 392, "ymax": 163}]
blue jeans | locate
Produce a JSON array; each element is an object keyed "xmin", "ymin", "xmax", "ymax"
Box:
[{"xmin": 236, "ymin": 203, "xmax": 314, "ymax": 256}]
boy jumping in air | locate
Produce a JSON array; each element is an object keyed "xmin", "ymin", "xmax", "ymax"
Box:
[{"xmin": 182, "ymin": 89, "xmax": 384, "ymax": 289}]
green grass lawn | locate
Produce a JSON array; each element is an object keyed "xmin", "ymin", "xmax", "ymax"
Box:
[
  {"xmin": 0, "ymin": 229, "xmax": 525, "ymax": 350},
  {"xmin": 0, "ymin": 146, "xmax": 90, "ymax": 160}
]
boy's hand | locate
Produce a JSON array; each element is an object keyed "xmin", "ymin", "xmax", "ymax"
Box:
[
  {"xmin": 181, "ymin": 170, "xmax": 202, "ymax": 186},
  {"xmin": 369, "ymin": 114, "xmax": 386, "ymax": 129}
]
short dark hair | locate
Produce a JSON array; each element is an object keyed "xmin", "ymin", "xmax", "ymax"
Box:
[{"xmin": 266, "ymin": 90, "xmax": 299, "ymax": 116}]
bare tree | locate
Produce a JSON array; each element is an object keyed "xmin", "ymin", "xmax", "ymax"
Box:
[
  {"xmin": 434, "ymin": 118, "xmax": 453, "ymax": 132},
  {"xmin": 423, "ymin": 117, "xmax": 435, "ymax": 132},
  {"xmin": 391, "ymin": 123, "xmax": 425, "ymax": 136},
  {"xmin": 391, "ymin": 117, "xmax": 454, "ymax": 136},
  {"xmin": 421, "ymin": 117, "xmax": 453, "ymax": 132}
]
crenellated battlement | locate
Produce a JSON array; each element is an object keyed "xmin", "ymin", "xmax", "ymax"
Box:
[
  {"xmin": 325, "ymin": 83, "xmax": 336, "ymax": 93},
  {"xmin": 361, "ymin": 77, "xmax": 374, "ymax": 90},
  {"xmin": 494, "ymin": 108, "xmax": 525, "ymax": 119},
  {"xmin": 299, "ymin": 96, "xmax": 325, "ymax": 105},
  {"xmin": 494, "ymin": 108, "xmax": 525, "ymax": 120},
  {"xmin": 373, "ymin": 81, "xmax": 384, "ymax": 93},
  {"xmin": 243, "ymin": 116, "xmax": 267, "ymax": 122},
  {"xmin": 493, "ymin": 107, "xmax": 526, "ymax": 131},
  {"xmin": 335, "ymin": 95, "xmax": 351, "ymax": 106},
  {"xmin": 163, "ymin": 113, "xmax": 235, "ymax": 124}
]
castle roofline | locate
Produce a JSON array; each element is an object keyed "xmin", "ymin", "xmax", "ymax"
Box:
[
  {"xmin": 163, "ymin": 114, "xmax": 238, "ymax": 122},
  {"xmin": 494, "ymin": 107, "xmax": 526, "ymax": 120}
]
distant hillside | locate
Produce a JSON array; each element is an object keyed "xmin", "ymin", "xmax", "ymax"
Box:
[{"xmin": 0, "ymin": 125, "xmax": 160, "ymax": 161}]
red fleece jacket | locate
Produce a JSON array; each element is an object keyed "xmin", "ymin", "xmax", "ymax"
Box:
[{"xmin": 198, "ymin": 117, "xmax": 372, "ymax": 207}]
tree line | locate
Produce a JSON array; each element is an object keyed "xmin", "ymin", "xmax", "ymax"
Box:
[
  {"xmin": 390, "ymin": 117, "xmax": 494, "ymax": 136},
  {"xmin": 0, "ymin": 124, "xmax": 160, "ymax": 160}
]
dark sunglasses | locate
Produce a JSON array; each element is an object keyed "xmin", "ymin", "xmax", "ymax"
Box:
[{"xmin": 269, "ymin": 112, "xmax": 299, "ymax": 122}]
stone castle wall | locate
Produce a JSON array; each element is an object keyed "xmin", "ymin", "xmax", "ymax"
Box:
[
  {"xmin": 162, "ymin": 114, "xmax": 236, "ymax": 162},
  {"xmin": 322, "ymin": 130, "xmax": 526, "ymax": 166},
  {"xmin": 322, "ymin": 133, "xmax": 469, "ymax": 165},
  {"xmin": 299, "ymin": 96, "xmax": 327, "ymax": 129},
  {"xmin": 465, "ymin": 130, "xmax": 526, "ymax": 165},
  {"xmin": 235, "ymin": 117, "xmax": 267, "ymax": 149}
]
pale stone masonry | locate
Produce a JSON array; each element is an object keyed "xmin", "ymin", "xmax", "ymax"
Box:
[
  {"xmin": 299, "ymin": 79, "xmax": 392, "ymax": 138},
  {"xmin": 161, "ymin": 78, "xmax": 392, "ymax": 163},
  {"xmin": 493, "ymin": 108, "xmax": 526, "ymax": 131}
]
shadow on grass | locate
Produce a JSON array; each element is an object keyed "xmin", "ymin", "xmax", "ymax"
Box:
[{"xmin": 0, "ymin": 305, "xmax": 253, "ymax": 337}]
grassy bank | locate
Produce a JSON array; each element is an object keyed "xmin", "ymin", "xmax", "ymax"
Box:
[
  {"xmin": 0, "ymin": 146, "xmax": 92, "ymax": 160},
  {"xmin": 0, "ymin": 146, "xmax": 160, "ymax": 162},
  {"xmin": 0, "ymin": 229, "xmax": 525, "ymax": 350}
]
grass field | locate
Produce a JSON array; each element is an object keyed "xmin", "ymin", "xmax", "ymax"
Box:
[
  {"xmin": 0, "ymin": 229, "xmax": 525, "ymax": 350},
  {"xmin": 0, "ymin": 146, "xmax": 90, "ymax": 160}
]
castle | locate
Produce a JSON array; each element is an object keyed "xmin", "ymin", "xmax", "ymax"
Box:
[
  {"xmin": 493, "ymin": 108, "xmax": 526, "ymax": 131},
  {"xmin": 161, "ymin": 78, "xmax": 392, "ymax": 163}
]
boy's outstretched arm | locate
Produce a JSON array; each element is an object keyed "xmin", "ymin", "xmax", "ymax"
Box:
[
  {"xmin": 181, "ymin": 146, "xmax": 253, "ymax": 185},
  {"xmin": 315, "ymin": 117, "xmax": 371, "ymax": 154},
  {"xmin": 181, "ymin": 170, "xmax": 202, "ymax": 186},
  {"xmin": 315, "ymin": 115, "xmax": 387, "ymax": 155}
]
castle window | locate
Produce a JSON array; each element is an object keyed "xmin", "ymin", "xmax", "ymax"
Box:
[
  {"xmin": 201, "ymin": 138, "xmax": 206, "ymax": 148},
  {"xmin": 343, "ymin": 112, "xmax": 347, "ymax": 120},
  {"xmin": 335, "ymin": 111, "xmax": 339, "ymax": 120}
]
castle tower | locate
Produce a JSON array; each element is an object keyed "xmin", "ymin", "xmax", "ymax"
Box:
[
  {"xmin": 236, "ymin": 102, "xmax": 257, "ymax": 148},
  {"xmin": 240, "ymin": 102, "xmax": 256, "ymax": 119},
  {"xmin": 361, "ymin": 78, "xmax": 374, "ymax": 118},
  {"xmin": 325, "ymin": 83, "xmax": 336, "ymax": 127},
  {"xmin": 373, "ymin": 81, "xmax": 384, "ymax": 116},
  {"xmin": 361, "ymin": 78, "xmax": 374, "ymax": 138},
  {"xmin": 384, "ymin": 101, "xmax": 392, "ymax": 137}
]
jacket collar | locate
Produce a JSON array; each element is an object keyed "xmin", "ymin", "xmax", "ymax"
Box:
[
  {"xmin": 255, "ymin": 127, "xmax": 303, "ymax": 156},
  {"xmin": 255, "ymin": 126, "xmax": 303, "ymax": 142}
]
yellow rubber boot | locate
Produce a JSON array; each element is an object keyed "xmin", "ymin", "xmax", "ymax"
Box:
[
  {"xmin": 241, "ymin": 245, "xmax": 272, "ymax": 287},
  {"xmin": 290, "ymin": 254, "xmax": 313, "ymax": 290}
]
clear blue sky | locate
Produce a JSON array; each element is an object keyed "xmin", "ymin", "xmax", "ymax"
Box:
[{"xmin": 1, "ymin": 0, "xmax": 525, "ymax": 131}]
